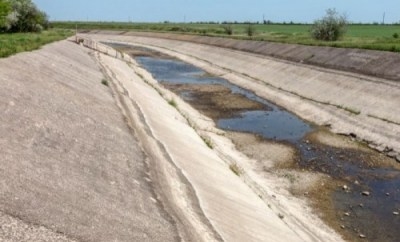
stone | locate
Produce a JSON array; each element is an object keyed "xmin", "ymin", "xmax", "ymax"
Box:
[
  {"xmin": 342, "ymin": 185, "xmax": 348, "ymax": 190},
  {"xmin": 396, "ymin": 156, "xmax": 400, "ymax": 163},
  {"xmin": 376, "ymin": 146, "xmax": 386, "ymax": 152},
  {"xmin": 340, "ymin": 225, "xmax": 345, "ymax": 229},
  {"xmin": 387, "ymin": 151, "xmax": 397, "ymax": 158},
  {"xmin": 393, "ymin": 212, "xmax": 399, "ymax": 215},
  {"xmin": 359, "ymin": 234, "xmax": 366, "ymax": 239},
  {"xmin": 368, "ymin": 143, "xmax": 377, "ymax": 149},
  {"xmin": 361, "ymin": 191, "xmax": 370, "ymax": 196},
  {"xmin": 385, "ymin": 147, "xmax": 393, "ymax": 152},
  {"xmin": 344, "ymin": 212, "xmax": 350, "ymax": 216}
]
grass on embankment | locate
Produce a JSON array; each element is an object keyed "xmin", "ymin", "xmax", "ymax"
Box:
[
  {"xmin": 0, "ymin": 29, "xmax": 73, "ymax": 58},
  {"xmin": 53, "ymin": 22, "xmax": 400, "ymax": 52}
]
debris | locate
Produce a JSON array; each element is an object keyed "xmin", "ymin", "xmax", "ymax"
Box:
[
  {"xmin": 361, "ymin": 191, "xmax": 370, "ymax": 196},
  {"xmin": 376, "ymin": 145, "xmax": 385, "ymax": 152}
]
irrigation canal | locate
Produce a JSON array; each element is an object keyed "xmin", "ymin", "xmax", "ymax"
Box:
[{"xmin": 111, "ymin": 43, "xmax": 400, "ymax": 242}]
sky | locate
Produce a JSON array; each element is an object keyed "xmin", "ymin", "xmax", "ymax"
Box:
[{"xmin": 33, "ymin": 0, "xmax": 400, "ymax": 24}]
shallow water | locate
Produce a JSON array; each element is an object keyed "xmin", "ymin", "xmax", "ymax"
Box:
[
  {"xmin": 137, "ymin": 56, "xmax": 311, "ymax": 142},
  {"xmin": 136, "ymin": 55, "xmax": 400, "ymax": 242}
]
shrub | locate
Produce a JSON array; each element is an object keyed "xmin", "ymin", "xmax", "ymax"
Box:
[
  {"xmin": 3, "ymin": 0, "xmax": 49, "ymax": 33},
  {"xmin": 393, "ymin": 33, "xmax": 399, "ymax": 39},
  {"xmin": 310, "ymin": 8, "xmax": 348, "ymax": 41},
  {"xmin": 0, "ymin": 0, "xmax": 11, "ymax": 30},
  {"xmin": 246, "ymin": 24, "xmax": 255, "ymax": 37},
  {"xmin": 222, "ymin": 24, "xmax": 233, "ymax": 35}
]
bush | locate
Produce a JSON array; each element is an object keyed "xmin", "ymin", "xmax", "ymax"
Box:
[
  {"xmin": 222, "ymin": 24, "xmax": 233, "ymax": 35},
  {"xmin": 310, "ymin": 8, "xmax": 348, "ymax": 41},
  {"xmin": 0, "ymin": 0, "xmax": 11, "ymax": 30},
  {"xmin": 3, "ymin": 0, "xmax": 49, "ymax": 33},
  {"xmin": 393, "ymin": 33, "xmax": 399, "ymax": 39},
  {"xmin": 246, "ymin": 24, "xmax": 255, "ymax": 37}
]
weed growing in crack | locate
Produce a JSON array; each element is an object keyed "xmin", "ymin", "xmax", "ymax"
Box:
[
  {"xmin": 229, "ymin": 162, "xmax": 242, "ymax": 176},
  {"xmin": 168, "ymin": 99, "xmax": 177, "ymax": 108},
  {"xmin": 201, "ymin": 136, "xmax": 213, "ymax": 149},
  {"xmin": 101, "ymin": 79, "xmax": 109, "ymax": 86}
]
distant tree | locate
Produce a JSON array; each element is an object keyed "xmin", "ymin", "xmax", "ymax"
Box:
[
  {"xmin": 310, "ymin": 8, "xmax": 348, "ymax": 41},
  {"xmin": 3, "ymin": 0, "xmax": 48, "ymax": 32}
]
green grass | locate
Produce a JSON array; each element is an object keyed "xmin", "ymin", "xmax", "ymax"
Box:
[
  {"xmin": 0, "ymin": 29, "xmax": 73, "ymax": 58},
  {"xmin": 52, "ymin": 21, "xmax": 400, "ymax": 52}
]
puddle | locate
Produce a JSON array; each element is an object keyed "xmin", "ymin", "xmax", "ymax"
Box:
[{"xmin": 125, "ymin": 48, "xmax": 400, "ymax": 241}]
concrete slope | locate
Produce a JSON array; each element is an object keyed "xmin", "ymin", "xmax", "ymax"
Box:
[
  {"xmin": 0, "ymin": 40, "xmax": 180, "ymax": 241},
  {"xmin": 86, "ymin": 34, "xmax": 400, "ymax": 156}
]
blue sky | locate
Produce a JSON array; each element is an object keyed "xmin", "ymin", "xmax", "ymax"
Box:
[{"xmin": 33, "ymin": 0, "xmax": 400, "ymax": 24}]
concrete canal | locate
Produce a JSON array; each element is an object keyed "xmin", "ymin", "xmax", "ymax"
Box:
[{"xmin": 112, "ymin": 43, "xmax": 400, "ymax": 242}]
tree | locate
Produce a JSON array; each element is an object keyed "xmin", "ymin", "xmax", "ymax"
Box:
[
  {"xmin": 3, "ymin": 0, "xmax": 48, "ymax": 33},
  {"xmin": 0, "ymin": 0, "xmax": 11, "ymax": 30},
  {"xmin": 310, "ymin": 8, "xmax": 348, "ymax": 41}
]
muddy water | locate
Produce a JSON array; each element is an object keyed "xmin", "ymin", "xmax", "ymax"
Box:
[{"xmin": 136, "ymin": 55, "xmax": 400, "ymax": 241}]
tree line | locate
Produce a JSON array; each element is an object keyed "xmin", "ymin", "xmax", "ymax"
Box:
[{"xmin": 0, "ymin": 0, "xmax": 49, "ymax": 33}]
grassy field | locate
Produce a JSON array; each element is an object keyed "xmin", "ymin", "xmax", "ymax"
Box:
[
  {"xmin": 53, "ymin": 21, "xmax": 400, "ymax": 52},
  {"xmin": 0, "ymin": 29, "xmax": 73, "ymax": 58}
]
